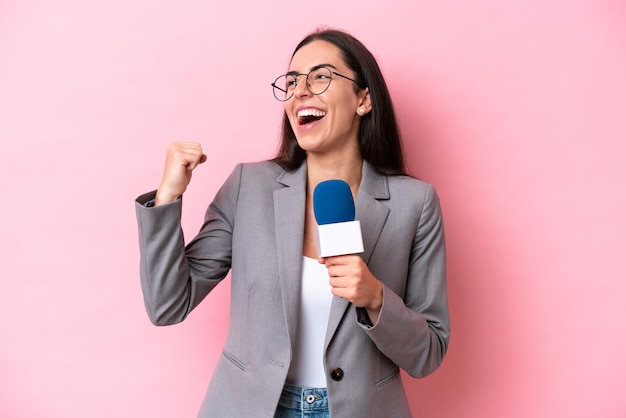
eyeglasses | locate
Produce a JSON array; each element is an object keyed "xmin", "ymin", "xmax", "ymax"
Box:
[{"xmin": 271, "ymin": 66, "xmax": 362, "ymax": 102}]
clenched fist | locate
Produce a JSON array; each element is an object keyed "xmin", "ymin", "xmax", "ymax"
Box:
[{"xmin": 155, "ymin": 142, "xmax": 207, "ymax": 206}]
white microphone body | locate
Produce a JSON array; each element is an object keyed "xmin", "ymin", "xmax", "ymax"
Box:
[{"xmin": 316, "ymin": 220, "xmax": 364, "ymax": 257}]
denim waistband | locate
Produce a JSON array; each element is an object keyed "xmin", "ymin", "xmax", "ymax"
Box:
[{"xmin": 278, "ymin": 383, "xmax": 329, "ymax": 412}]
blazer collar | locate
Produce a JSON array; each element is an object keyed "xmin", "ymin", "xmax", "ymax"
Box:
[
  {"xmin": 276, "ymin": 159, "xmax": 390, "ymax": 193},
  {"xmin": 355, "ymin": 161, "xmax": 391, "ymax": 264},
  {"xmin": 276, "ymin": 161, "xmax": 307, "ymax": 187}
]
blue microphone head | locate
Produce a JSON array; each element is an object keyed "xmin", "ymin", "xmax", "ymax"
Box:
[{"xmin": 313, "ymin": 180, "xmax": 355, "ymax": 225}]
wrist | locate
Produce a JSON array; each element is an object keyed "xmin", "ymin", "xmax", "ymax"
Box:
[
  {"xmin": 365, "ymin": 281, "xmax": 383, "ymax": 314},
  {"xmin": 154, "ymin": 189, "xmax": 179, "ymax": 206}
]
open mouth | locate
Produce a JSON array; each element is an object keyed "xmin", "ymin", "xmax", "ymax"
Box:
[{"xmin": 297, "ymin": 108, "xmax": 326, "ymax": 126}]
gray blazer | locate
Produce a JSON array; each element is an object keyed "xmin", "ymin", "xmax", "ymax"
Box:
[{"xmin": 135, "ymin": 160, "xmax": 450, "ymax": 418}]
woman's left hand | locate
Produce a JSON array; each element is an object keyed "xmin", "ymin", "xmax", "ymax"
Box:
[{"xmin": 319, "ymin": 255, "xmax": 383, "ymax": 323}]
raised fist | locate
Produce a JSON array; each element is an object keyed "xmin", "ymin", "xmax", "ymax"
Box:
[{"xmin": 155, "ymin": 142, "xmax": 207, "ymax": 206}]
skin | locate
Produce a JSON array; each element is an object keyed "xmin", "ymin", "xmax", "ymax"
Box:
[{"xmin": 154, "ymin": 40, "xmax": 383, "ymax": 323}]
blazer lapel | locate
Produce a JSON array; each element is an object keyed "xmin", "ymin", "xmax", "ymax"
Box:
[
  {"xmin": 325, "ymin": 161, "xmax": 391, "ymax": 348},
  {"xmin": 274, "ymin": 163, "xmax": 307, "ymax": 350},
  {"xmin": 354, "ymin": 162, "xmax": 391, "ymax": 266}
]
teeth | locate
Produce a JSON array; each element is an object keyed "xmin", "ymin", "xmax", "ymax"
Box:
[{"xmin": 297, "ymin": 109, "xmax": 326, "ymax": 119}]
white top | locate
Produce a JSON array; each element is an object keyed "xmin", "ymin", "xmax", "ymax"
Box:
[{"xmin": 286, "ymin": 256, "xmax": 334, "ymax": 387}]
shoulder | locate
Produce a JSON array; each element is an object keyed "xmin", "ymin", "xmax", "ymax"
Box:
[
  {"xmin": 222, "ymin": 160, "xmax": 292, "ymax": 195},
  {"xmin": 238, "ymin": 160, "xmax": 284, "ymax": 178},
  {"xmin": 222, "ymin": 160, "xmax": 284, "ymax": 186},
  {"xmin": 383, "ymin": 175, "xmax": 444, "ymax": 237},
  {"xmin": 382, "ymin": 175, "xmax": 442, "ymax": 223},
  {"xmin": 211, "ymin": 161, "xmax": 286, "ymax": 212},
  {"xmin": 387, "ymin": 174, "xmax": 437, "ymax": 202}
]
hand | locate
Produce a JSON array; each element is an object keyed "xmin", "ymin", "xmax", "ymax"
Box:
[
  {"xmin": 319, "ymin": 255, "xmax": 383, "ymax": 322},
  {"xmin": 155, "ymin": 142, "xmax": 207, "ymax": 206}
]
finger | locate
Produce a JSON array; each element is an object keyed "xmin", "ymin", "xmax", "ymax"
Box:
[
  {"xmin": 187, "ymin": 154, "xmax": 207, "ymax": 170},
  {"xmin": 169, "ymin": 146, "xmax": 203, "ymax": 170},
  {"xmin": 187, "ymin": 158, "xmax": 203, "ymax": 171}
]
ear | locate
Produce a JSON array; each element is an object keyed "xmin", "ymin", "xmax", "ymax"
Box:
[{"xmin": 356, "ymin": 87, "xmax": 372, "ymax": 116}]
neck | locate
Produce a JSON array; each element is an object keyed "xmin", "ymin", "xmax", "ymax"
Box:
[{"xmin": 306, "ymin": 155, "xmax": 363, "ymax": 198}]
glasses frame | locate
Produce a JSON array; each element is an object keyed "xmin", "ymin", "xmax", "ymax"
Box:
[{"xmin": 271, "ymin": 66, "xmax": 362, "ymax": 102}]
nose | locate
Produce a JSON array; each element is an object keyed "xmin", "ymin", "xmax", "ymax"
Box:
[{"xmin": 293, "ymin": 74, "xmax": 310, "ymax": 98}]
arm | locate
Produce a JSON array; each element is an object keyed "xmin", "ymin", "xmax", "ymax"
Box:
[
  {"xmin": 135, "ymin": 186, "xmax": 236, "ymax": 325},
  {"xmin": 134, "ymin": 143, "xmax": 240, "ymax": 325},
  {"xmin": 361, "ymin": 185, "xmax": 450, "ymax": 377}
]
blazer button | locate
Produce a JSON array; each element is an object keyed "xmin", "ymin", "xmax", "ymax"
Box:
[{"xmin": 330, "ymin": 367, "xmax": 344, "ymax": 381}]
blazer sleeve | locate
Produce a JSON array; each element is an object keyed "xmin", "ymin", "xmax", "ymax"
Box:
[
  {"xmin": 134, "ymin": 164, "xmax": 243, "ymax": 325},
  {"xmin": 360, "ymin": 184, "xmax": 450, "ymax": 378}
]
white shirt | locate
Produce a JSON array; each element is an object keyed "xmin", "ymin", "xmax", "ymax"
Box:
[{"xmin": 286, "ymin": 256, "xmax": 334, "ymax": 387}]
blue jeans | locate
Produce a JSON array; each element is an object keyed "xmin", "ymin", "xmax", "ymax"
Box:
[{"xmin": 274, "ymin": 383, "xmax": 330, "ymax": 418}]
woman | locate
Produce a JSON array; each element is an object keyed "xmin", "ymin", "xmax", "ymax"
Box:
[{"xmin": 135, "ymin": 28, "xmax": 450, "ymax": 418}]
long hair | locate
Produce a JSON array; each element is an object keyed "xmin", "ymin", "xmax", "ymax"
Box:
[{"xmin": 272, "ymin": 28, "xmax": 406, "ymax": 175}]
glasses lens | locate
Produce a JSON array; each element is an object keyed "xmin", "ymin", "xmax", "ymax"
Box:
[
  {"xmin": 307, "ymin": 67, "xmax": 332, "ymax": 95},
  {"xmin": 272, "ymin": 74, "xmax": 295, "ymax": 101}
]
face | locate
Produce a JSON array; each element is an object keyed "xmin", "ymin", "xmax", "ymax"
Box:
[{"xmin": 284, "ymin": 40, "xmax": 370, "ymax": 158}]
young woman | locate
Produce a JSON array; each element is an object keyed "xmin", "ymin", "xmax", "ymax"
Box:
[{"xmin": 135, "ymin": 28, "xmax": 450, "ymax": 418}]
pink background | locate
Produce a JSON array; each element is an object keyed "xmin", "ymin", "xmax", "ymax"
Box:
[{"xmin": 1, "ymin": 0, "xmax": 625, "ymax": 417}]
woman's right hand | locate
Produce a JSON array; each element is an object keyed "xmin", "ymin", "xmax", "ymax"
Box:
[{"xmin": 155, "ymin": 142, "xmax": 207, "ymax": 206}]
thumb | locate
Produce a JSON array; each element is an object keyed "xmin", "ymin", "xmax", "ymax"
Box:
[{"xmin": 187, "ymin": 154, "xmax": 208, "ymax": 171}]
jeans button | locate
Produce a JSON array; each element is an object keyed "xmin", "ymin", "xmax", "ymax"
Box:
[
  {"xmin": 305, "ymin": 394, "xmax": 316, "ymax": 404},
  {"xmin": 330, "ymin": 367, "xmax": 344, "ymax": 381}
]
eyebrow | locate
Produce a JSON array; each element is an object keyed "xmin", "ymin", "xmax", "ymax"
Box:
[{"xmin": 286, "ymin": 63, "xmax": 338, "ymax": 76}]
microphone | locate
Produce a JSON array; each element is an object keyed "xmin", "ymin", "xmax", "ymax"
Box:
[{"xmin": 313, "ymin": 180, "xmax": 364, "ymax": 257}]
